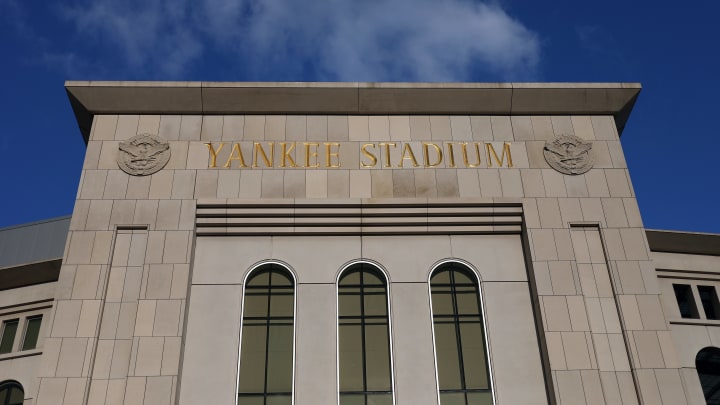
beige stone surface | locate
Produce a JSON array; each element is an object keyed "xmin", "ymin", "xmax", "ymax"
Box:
[
  {"xmin": 478, "ymin": 169, "xmax": 502, "ymax": 197},
  {"xmin": 294, "ymin": 283, "xmax": 336, "ymax": 405},
  {"xmin": 230, "ymin": 171, "xmax": 256, "ymax": 198},
  {"xmin": 264, "ymin": 115, "xmax": 286, "ymax": 141},
  {"xmin": 485, "ymin": 282, "xmax": 548, "ymax": 404},
  {"xmin": 328, "ymin": 116, "xmax": 348, "ymax": 141},
  {"xmin": 306, "ymin": 116, "xmax": 327, "ymax": 141},
  {"xmin": 179, "ymin": 115, "xmax": 202, "ymax": 141},
  {"xmin": 361, "ymin": 235, "xmax": 450, "ymax": 282},
  {"xmin": 430, "ymin": 116, "xmax": 452, "ymax": 140},
  {"xmin": 134, "ymin": 337, "xmax": 164, "ymax": 376},
  {"xmin": 272, "ymin": 236, "xmax": 360, "ymax": 284},
  {"xmin": 115, "ymin": 115, "xmax": 140, "ymax": 141},
  {"xmin": 192, "ymin": 237, "xmax": 272, "ymax": 284},
  {"xmin": 470, "ymin": 116, "xmax": 492, "ymax": 140},
  {"xmin": 581, "ymin": 370, "xmax": 606, "ymax": 405},
  {"xmin": 541, "ymin": 169, "xmax": 567, "ymax": 197},
  {"xmin": 41, "ymin": 90, "xmax": 694, "ymax": 405},
  {"xmin": 368, "ymin": 116, "xmax": 389, "ymax": 141},
  {"xmin": 348, "ymin": 116, "xmax": 369, "ymax": 140},
  {"xmin": 450, "ymin": 116, "xmax": 472, "ymax": 140},
  {"xmin": 591, "ymin": 116, "xmax": 618, "ymax": 141},
  {"xmin": 92, "ymin": 115, "xmax": 119, "ymax": 141},
  {"xmin": 159, "ymin": 115, "xmax": 181, "ymax": 140},
  {"xmin": 565, "ymin": 295, "xmax": 589, "ymax": 331},
  {"xmin": 636, "ymin": 369, "xmax": 662, "ymax": 404},
  {"xmin": 392, "ymin": 169, "xmax": 415, "ymax": 197},
  {"xmin": 216, "ymin": 170, "xmax": 241, "ymax": 199},
  {"xmin": 409, "ymin": 116, "xmax": 430, "ymax": 139},
  {"xmin": 392, "ymin": 283, "xmax": 438, "ymax": 405},
  {"xmin": 282, "ymin": 115, "xmax": 305, "ymax": 141},
  {"xmin": 179, "ymin": 284, "xmax": 242, "ymax": 405},
  {"xmin": 219, "ymin": 116, "xmax": 243, "ymax": 140},
  {"xmin": 543, "ymin": 296, "xmax": 572, "ymax": 331},
  {"xmin": 510, "ymin": 116, "xmax": 533, "ymax": 141},
  {"xmin": 349, "ymin": 170, "xmax": 371, "ymax": 198}
]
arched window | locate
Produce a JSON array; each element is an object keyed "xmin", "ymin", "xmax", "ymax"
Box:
[
  {"xmin": 696, "ymin": 346, "xmax": 720, "ymax": 405},
  {"xmin": 0, "ymin": 380, "xmax": 24, "ymax": 405},
  {"xmin": 430, "ymin": 263, "xmax": 493, "ymax": 405},
  {"xmin": 237, "ymin": 264, "xmax": 295, "ymax": 405},
  {"xmin": 338, "ymin": 263, "xmax": 394, "ymax": 405}
]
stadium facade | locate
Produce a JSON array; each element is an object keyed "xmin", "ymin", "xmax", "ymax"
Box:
[{"xmin": 0, "ymin": 82, "xmax": 718, "ymax": 405}]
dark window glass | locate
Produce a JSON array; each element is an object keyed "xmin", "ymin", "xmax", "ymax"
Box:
[
  {"xmin": 696, "ymin": 347, "xmax": 720, "ymax": 405},
  {"xmin": 0, "ymin": 381, "xmax": 24, "ymax": 405},
  {"xmin": 431, "ymin": 264, "xmax": 492, "ymax": 405},
  {"xmin": 339, "ymin": 264, "xmax": 393, "ymax": 405},
  {"xmin": 673, "ymin": 284, "xmax": 699, "ymax": 319},
  {"xmin": 0, "ymin": 320, "xmax": 19, "ymax": 354},
  {"xmin": 698, "ymin": 286, "xmax": 720, "ymax": 320},
  {"xmin": 21, "ymin": 316, "xmax": 42, "ymax": 351},
  {"xmin": 238, "ymin": 265, "xmax": 294, "ymax": 405}
]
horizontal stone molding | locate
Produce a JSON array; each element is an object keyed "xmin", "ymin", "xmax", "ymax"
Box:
[
  {"xmin": 65, "ymin": 82, "xmax": 641, "ymax": 142},
  {"xmin": 195, "ymin": 199, "xmax": 523, "ymax": 236}
]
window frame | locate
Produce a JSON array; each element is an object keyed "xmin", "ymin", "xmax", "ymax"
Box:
[
  {"xmin": 695, "ymin": 346, "xmax": 720, "ymax": 405},
  {"xmin": 697, "ymin": 285, "xmax": 720, "ymax": 321},
  {"xmin": 660, "ymin": 276, "xmax": 720, "ymax": 324},
  {"xmin": 336, "ymin": 260, "xmax": 397, "ymax": 405},
  {"xmin": 20, "ymin": 315, "xmax": 43, "ymax": 351},
  {"xmin": 0, "ymin": 380, "xmax": 24, "ymax": 405},
  {"xmin": 428, "ymin": 259, "xmax": 496, "ymax": 405},
  {"xmin": 0, "ymin": 304, "xmax": 48, "ymax": 358},
  {"xmin": 235, "ymin": 260, "xmax": 297, "ymax": 405},
  {"xmin": 0, "ymin": 320, "xmax": 19, "ymax": 355}
]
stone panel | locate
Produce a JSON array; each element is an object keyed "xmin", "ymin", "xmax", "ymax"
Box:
[{"xmin": 179, "ymin": 284, "xmax": 242, "ymax": 405}]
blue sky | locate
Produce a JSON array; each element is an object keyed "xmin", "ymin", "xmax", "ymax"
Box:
[{"xmin": 0, "ymin": 0, "xmax": 719, "ymax": 233}]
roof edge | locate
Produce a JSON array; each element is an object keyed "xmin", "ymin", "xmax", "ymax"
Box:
[
  {"xmin": 65, "ymin": 81, "xmax": 642, "ymax": 143},
  {"xmin": 646, "ymin": 229, "xmax": 720, "ymax": 256}
]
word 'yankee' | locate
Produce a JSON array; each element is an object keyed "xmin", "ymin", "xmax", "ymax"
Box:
[{"xmin": 205, "ymin": 141, "xmax": 513, "ymax": 169}]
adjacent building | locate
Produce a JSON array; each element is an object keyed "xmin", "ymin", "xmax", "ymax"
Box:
[{"xmin": 0, "ymin": 82, "xmax": 718, "ymax": 404}]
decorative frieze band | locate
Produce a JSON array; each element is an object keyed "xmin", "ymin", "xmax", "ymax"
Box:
[{"xmin": 195, "ymin": 200, "xmax": 523, "ymax": 236}]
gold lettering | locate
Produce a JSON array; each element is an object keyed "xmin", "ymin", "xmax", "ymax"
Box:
[
  {"xmin": 378, "ymin": 142, "xmax": 397, "ymax": 168},
  {"xmin": 446, "ymin": 143, "xmax": 457, "ymax": 168},
  {"xmin": 253, "ymin": 142, "xmax": 274, "ymax": 168},
  {"xmin": 324, "ymin": 143, "xmax": 341, "ymax": 168},
  {"xmin": 205, "ymin": 142, "xmax": 225, "ymax": 168},
  {"xmin": 361, "ymin": 143, "xmax": 378, "ymax": 168},
  {"xmin": 486, "ymin": 142, "xmax": 513, "ymax": 167},
  {"xmin": 279, "ymin": 142, "xmax": 298, "ymax": 168},
  {"xmin": 398, "ymin": 143, "xmax": 420, "ymax": 168},
  {"xmin": 422, "ymin": 142, "xmax": 443, "ymax": 167},
  {"xmin": 461, "ymin": 142, "xmax": 481, "ymax": 168},
  {"xmin": 223, "ymin": 143, "xmax": 248, "ymax": 168},
  {"xmin": 304, "ymin": 142, "xmax": 320, "ymax": 168}
]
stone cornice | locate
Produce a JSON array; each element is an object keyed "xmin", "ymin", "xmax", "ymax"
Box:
[{"xmin": 65, "ymin": 81, "xmax": 641, "ymax": 143}]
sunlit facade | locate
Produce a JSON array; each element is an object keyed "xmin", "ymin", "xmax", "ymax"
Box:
[{"xmin": 0, "ymin": 82, "xmax": 718, "ymax": 404}]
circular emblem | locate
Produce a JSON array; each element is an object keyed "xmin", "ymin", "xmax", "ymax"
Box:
[
  {"xmin": 117, "ymin": 133, "xmax": 171, "ymax": 176},
  {"xmin": 543, "ymin": 134, "xmax": 593, "ymax": 175}
]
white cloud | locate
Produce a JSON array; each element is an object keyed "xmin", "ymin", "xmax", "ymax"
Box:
[{"xmin": 59, "ymin": 0, "xmax": 540, "ymax": 80}]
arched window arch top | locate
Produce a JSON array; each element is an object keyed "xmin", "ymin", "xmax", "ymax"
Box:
[
  {"xmin": 430, "ymin": 262, "xmax": 494, "ymax": 405},
  {"xmin": 0, "ymin": 380, "xmax": 24, "ymax": 405},
  {"xmin": 338, "ymin": 262, "xmax": 394, "ymax": 405},
  {"xmin": 237, "ymin": 263, "xmax": 295, "ymax": 405},
  {"xmin": 696, "ymin": 346, "xmax": 720, "ymax": 405}
]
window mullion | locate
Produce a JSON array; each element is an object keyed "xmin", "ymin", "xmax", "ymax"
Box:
[
  {"xmin": 263, "ymin": 272, "xmax": 273, "ymax": 405},
  {"xmin": 359, "ymin": 269, "xmax": 369, "ymax": 405},
  {"xmin": 450, "ymin": 270, "xmax": 467, "ymax": 396}
]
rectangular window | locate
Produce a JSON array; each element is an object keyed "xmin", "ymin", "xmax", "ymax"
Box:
[
  {"xmin": 698, "ymin": 286, "xmax": 720, "ymax": 320},
  {"xmin": 0, "ymin": 319, "xmax": 19, "ymax": 354},
  {"xmin": 22, "ymin": 315, "xmax": 42, "ymax": 351},
  {"xmin": 673, "ymin": 284, "xmax": 699, "ymax": 319}
]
